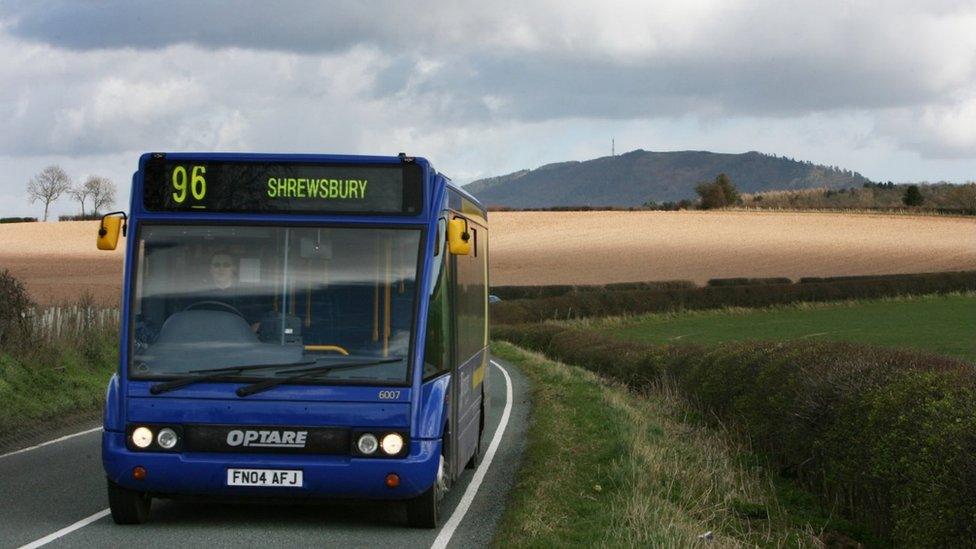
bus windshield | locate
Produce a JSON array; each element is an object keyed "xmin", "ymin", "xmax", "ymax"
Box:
[{"xmin": 130, "ymin": 224, "xmax": 421, "ymax": 385}]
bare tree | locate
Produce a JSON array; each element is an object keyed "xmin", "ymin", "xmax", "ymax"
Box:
[
  {"xmin": 951, "ymin": 182, "xmax": 976, "ymax": 212},
  {"xmin": 27, "ymin": 165, "xmax": 71, "ymax": 221},
  {"xmin": 69, "ymin": 183, "xmax": 94, "ymax": 217},
  {"xmin": 85, "ymin": 176, "xmax": 116, "ymax": 215}
]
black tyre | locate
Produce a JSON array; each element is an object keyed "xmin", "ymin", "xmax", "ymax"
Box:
[
  {"xmin": 407, "ymin": 448, "xmax": 449, "ymax": 528},
  {"xmin": 406, "ymin": 482, "xmax": 439, "ymax": 528},
  {"xmin": 466, "ymin": 390, "xmax": 486, "ymax": 470},
  {"xmin": 465, "ymin": 430, "xmax": 483, "ymax": 470},
  {"xmin": 107, "ymin": 478, "xmax": 151, "ymax": 524}
]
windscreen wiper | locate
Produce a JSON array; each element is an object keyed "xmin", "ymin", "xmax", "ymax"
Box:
[
  {"xmin": 236, "ymin": 357, "xmax": 403, "ymax": 397},
  {"xmin": 149, "ymin": 361, "xmax": 316, "ymax": 395}
]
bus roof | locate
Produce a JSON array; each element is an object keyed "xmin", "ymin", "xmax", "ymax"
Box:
[{"xmin": 140, "ymin": 151, "xmax": 428, "ymax": 166}]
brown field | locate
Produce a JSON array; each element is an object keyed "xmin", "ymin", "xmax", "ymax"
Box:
[
  {"xmin": 2, "ymin": 212, "xmax": 975, "ymax": 304},
  {"xmin": 0, "ymin": 221, "xmax": 124, "ymax": 305},
  {"xmin": 489, "ymin": 210, "xmax": 976, "ymax": 285}
]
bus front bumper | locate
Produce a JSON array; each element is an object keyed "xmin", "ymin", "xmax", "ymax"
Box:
[{"xmin": 102, "ymin": 430, "xmax": 440, "ymax": 500}]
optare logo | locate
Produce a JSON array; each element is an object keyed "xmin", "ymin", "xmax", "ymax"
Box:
[{"xmin": 226, "ymin": 429, "xmax": 308, "ymax": 448}]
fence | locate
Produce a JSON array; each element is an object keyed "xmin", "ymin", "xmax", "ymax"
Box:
[{"xmin": 30, "ymin": 306, "xmax": 120, "ymax": 341}]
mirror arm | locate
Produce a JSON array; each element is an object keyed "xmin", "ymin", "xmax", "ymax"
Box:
[
  {"xmin": 456, "ymin": 216, "xmax": 471, "ymax": 243},
  {"xmin": 100, "ymin": 211, "xmax": 128, "ymax": 237}
]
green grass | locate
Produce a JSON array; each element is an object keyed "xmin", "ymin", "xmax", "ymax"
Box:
[
  {"xmin": 584, "ymin": 293, "xmax": 976, "ymax": 362},
  {"xmin": 0, "ymin": 331, "xmax": 117, "ymax": 439},
  {"xmin": 491, "ymin": 341, "xmax": 852, "ymax": 548}
]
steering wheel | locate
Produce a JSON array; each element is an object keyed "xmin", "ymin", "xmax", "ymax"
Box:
[{"xmin": 183, "ymin": 300, "xmax": 246, "ymax": 319}]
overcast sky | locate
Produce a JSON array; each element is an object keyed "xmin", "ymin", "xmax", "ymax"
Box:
[{"xmin": 1, "ymin": 1, "xmax": 975, "ymax": 218}]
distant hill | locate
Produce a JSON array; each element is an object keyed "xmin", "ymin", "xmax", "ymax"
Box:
[{"xmin": 464, "ymin": 150, "xmax": 872, "ymax": 208}]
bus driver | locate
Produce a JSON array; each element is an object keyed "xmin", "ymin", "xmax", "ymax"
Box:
[{"xmin": 202, "ymin": 251, "xmax": 262, "ymax": 332}]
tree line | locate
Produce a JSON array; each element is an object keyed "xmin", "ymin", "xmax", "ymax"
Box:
[
  {"xmin": 641, "ymin": 173, "xmax": 976, "ymax": 212},
  {"xmin": 26, "ymin": 165, "xmax": 115, "ymax": 221}
]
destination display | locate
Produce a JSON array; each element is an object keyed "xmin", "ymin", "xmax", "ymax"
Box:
[{"xmin": 143, "ymin": 157, "xmax": 423, "ymax": 215}]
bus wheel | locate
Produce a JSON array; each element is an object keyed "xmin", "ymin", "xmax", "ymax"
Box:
[
  {"xmin": 407, "ymin": 451, "xmax": 448, "ymax": 528},
  {"xmin": 107, "ymin": 478, "xmax": 152, "ymax": 524},
  {"xmin": 465, "ymin": 434, "xmax": 482, "ymax": 469}
]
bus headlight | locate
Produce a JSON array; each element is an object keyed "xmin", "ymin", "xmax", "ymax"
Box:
[
  {"xmin": 131, "ymin": 426, "xmax": 153, "ymax": 449},
  {"xmin": 357, "ymin": 433, "xmax": 379, "ymax": 455},
  {"xmin": 157, "ymin": 427, "xmax": 179, "ymax": 449},
  {"xmin": 381, "ymin": 433, "xmax": 403, "ymax": 455}
]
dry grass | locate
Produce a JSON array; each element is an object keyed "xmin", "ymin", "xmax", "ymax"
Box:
[
  {"xmin": 493, "ymin": 341, "xmax": 825, "ymax": 548},
  {"xmin": 601, "ymin": 375, "xmax": 823, "ymax": 548}
]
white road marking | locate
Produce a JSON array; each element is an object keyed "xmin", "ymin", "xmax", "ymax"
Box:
[
  {"xmin": 10, "ymin": 364, "xmax": 514, "ymax": 547},
  {"xmin": 0, "ymin": 427, "xmax": 102, "ymax": 460},
  {"xmin": 18, "ymin": 509, "xmax": 110, "ymax": 549},
  {"xmin": 431, "ymin": 360, "xmax": 514, "ymax": 549}
]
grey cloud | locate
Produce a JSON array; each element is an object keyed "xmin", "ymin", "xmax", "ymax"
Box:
[
  {"xmin": 1, "ymin": 0, "xmax": 387, "ymax": 53},
  {"xmin": 386, "ymin": 51, "xmax": 958, "ymax": 124},
  {"xmin": 5, "ymin": 1, "xmax": 975, "ymax": 123},
  {"xmin": 1, "ymin": 1, "xmax": 976, "ymax": 164}
]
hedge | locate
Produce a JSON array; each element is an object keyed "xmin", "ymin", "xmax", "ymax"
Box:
[
  {"xmin": 492, "ymin": 270, "xmax": 976, "ymax": 324},
  {"xmin": 58, "ymin": 214, "xmax": 102, "ymax": 221},
  {"xmin": 797, "ymin": 273, "xmax": 951, "ymax": 284},
  {"xmin": 492, "ymin": 324, "xmax": 976, "ymax": 546},
  {"xmin": 706, "ymin": 277, "xmax": 793, "ymax": 286},
  {"xmin": 490, "ymin": 280, "xmax": 695, "ymax": 300},
  {"xmin": 0, "ymin": 217, "xmax": 37, "ymax": 224}
]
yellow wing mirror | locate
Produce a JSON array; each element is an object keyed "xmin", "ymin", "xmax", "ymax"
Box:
[
  {"xmin": 448, "ymin": 218, "xmax": 471, "ymax": 256},
  {"xmin": 97, "ymin": 211, "xmax": 128, "ymax": 251}
]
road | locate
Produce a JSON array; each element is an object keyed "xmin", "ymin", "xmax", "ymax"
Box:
[{"xmin": 0, "ymin": 359, "xmax": 529, "ymax": 549}]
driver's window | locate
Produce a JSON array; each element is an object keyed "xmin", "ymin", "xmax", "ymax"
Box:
[{"xmin": 424, "ymin": 216, "xmax": 451, "ymax": 379}]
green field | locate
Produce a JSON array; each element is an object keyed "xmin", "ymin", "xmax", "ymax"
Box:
[{"xmin": 587, "ymin": 293, "xmax": 976, "ymax": 362}]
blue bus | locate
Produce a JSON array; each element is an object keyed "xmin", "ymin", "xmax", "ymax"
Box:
[{"xmin": 97, "ymin": 152, "xmax": 489, "ymax": 528}]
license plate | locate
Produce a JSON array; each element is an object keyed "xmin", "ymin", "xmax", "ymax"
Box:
[{"xmin": 227, "ymin": 468, "xmax": 303, "ymax": 487}]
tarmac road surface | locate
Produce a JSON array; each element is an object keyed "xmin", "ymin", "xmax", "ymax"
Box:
[{"xmin": 0, "ymin": 358, "xmax": 529, "ymax": 549}]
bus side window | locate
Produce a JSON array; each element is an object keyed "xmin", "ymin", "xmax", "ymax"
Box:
[{"xmin": 455, "ymin": 219, "xmax": 487, "ymax": 362}]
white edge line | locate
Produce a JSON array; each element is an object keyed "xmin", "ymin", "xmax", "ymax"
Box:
[
  {"xmin": 431, "ymin": 360, "xmax": 514, "ymax": 549},
  {"xmin": 18, "ymin": 509, "xmax": 111, "ymax": 549},
  {"xmin": 0, "ymin": 427, "xmax": 103, "ymax": 460},
  {"xmin": 10, "ymin": 365, "xmax": 514, "ymax": 549}
]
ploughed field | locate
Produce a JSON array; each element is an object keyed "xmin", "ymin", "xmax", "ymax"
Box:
[
  {"xmin": 2, "ymin": 211, "xmax": 976, "ymax": 304},
  {"xmin": 0, "ymin": 221, "xmax": 124, "ymax": 305},
  {"xmin": 491, "ymin": 210, "xmax": 976, "ymax": 285}
]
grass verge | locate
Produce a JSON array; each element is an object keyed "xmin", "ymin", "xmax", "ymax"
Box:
[
  {"xmin": 491, "ymin": 341, "xmax": 844, "ymax": 548},
  {"xmin": 0, "ymin": 330, "xmax": 116, "ymax": 441}
]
